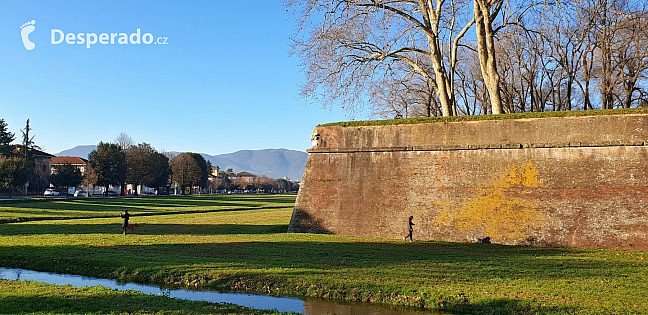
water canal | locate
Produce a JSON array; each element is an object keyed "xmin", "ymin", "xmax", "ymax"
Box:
[{"xmin": 0, "ymin": 268, "xmax": 442, "ymax": 315}]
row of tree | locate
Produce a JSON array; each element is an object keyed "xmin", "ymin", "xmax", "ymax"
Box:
[
  {"xmin": 1, "ymin": 121, "xmax": 297, "ymax": 196},
  {"xmin": 0, "ymin": 122, "xmax": 213, "ymax": 196},
  {"xmin": 86, "ymin": 133, "xmax": 211, "ymax": 195},
  {"xmin": 287, "ymin": 0, "xmax": 648, "ymax": 118},
  {"xmin": 80, "ymin": 139, "xmax": 298, "ymax": 194},
  {"xmin": 212, "ymin": 169, "xmax": 299, "ymax": 193}
]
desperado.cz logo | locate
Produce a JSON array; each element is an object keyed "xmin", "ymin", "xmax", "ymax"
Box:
[
  {"xmin": 20, "ymin": 19, "xmax": 169, "ymax": 50},
  {"xmin": 20, "ymin": 20, "xmax": 36, "ymax": 50}
]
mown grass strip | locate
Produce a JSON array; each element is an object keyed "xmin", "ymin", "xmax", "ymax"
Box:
[{"xmin": 0, "ymin": 194, "xmax": 296, "ymax": 223}]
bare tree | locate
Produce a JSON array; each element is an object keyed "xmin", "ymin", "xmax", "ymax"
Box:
[
  {"xmin": 286, "ymin": 0, "xmax": 477, "ymax": 117},
  {"xmin": 369, "ymin": 64, "xmax": 441, "ymax": 118},
  {"xmin": 169, "ymin": 153, "xmax": 208, "ymax": 194},
  {"xmin": 497, "ymin": 27, "xmax": 536, "ymax": 113},
  {"xmin": 113, "ymin": 132, "xmax": 133, "ymax": 195},
  {"xmin": 613, "ymin": 7, "xmax": 648, "ymax": 108},
  {"xmin": 541, "ymin": 4, "xmax": 587, "ymax": 111},
  {"xmin": 288, "ymin": 0, "xmax": 647, "ymax": 118},
  {"xmin": 115, "ymin": 132, "xmax": 134, "ymax": 151},
  {"xmin": 493, "ymin": 0, "xmax": 648, "ymax": 113},
  {"xmin": 170, "ymin": 153, "xmax": 201, "ymax": 194},
  {"xmin": 82, "ymin": 164, "xmax": 97, "ymax": 189},
  {"xmin": 556, "ymin": 0, "xmax": 648, "ymax": 109}
]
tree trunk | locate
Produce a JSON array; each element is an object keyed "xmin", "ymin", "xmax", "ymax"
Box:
[
  {"xmin": 600, "ymin": 0, "xmax": 614, "ymax": 109},
  {"xmin": 420, "ymin": 1, "xmax": 454, "ymax": 116},
  {"xmin": 474, "ymin": 0, "xmax": 504, "ymax": 115},
  {"xmin": 582, "ymin": 51, "xmax": 593, "ymax": 110},
  {"xmin": 431, "ymin": 62, "xmax": 453, "ymax": 116},
  {"xmin": 624, "ymin": 80, "xmax": 635, "ymax": 109}
]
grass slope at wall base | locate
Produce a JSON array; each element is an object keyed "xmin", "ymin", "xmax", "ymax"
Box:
[{"xmin": 289, "ymin": 114, "xmax": 648, "ymax": 250}]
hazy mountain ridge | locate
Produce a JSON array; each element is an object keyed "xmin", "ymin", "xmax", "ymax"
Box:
[
  {"xmin": 55, "ymin": 145, "xmax": 97, "ymax": 159},
  {"xmin": 56, "ymin": 146, "xmax": 308, "ymax": 180}
]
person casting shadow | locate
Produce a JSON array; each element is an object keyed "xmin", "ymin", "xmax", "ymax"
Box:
[
  {"xmin": 120, "ymin": 210, "xmax": 131, "ymax": 235},
  {"xmin": 404, "ymin": 215, "xmax": 414, "ymax": 242}
]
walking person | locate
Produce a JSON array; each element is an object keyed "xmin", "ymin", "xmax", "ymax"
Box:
[
  {"xmin": 120, "ymin": 210, "xmax": 131, "ymax": 235},
  {"xmin": 404, "ymin": 215, "xmax": 414, "ymax": 242}
]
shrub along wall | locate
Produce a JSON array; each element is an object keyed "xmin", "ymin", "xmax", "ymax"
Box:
[{"xmin": 289, "ymin": 114, "xmax": 648, "ymax": 250}]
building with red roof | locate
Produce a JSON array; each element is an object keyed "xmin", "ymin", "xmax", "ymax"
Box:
[{"xmin": 50, "ymin": 156, "xmax": 89, "ymax": 175}]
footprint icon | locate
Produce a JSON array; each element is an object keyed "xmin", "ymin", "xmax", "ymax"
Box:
[{"xmin": 20, "ymin": 20, "xmax": 36, "ymax": 50}]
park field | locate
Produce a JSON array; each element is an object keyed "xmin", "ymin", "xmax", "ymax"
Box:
[{"xmin": 0, "ymin": 195, "xmax": 646, "ymax": 314}]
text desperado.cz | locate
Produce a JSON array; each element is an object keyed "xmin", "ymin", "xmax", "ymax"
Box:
[{"xmin": 51, "ymin": 29, "xmax": 168, "ymax": 48}]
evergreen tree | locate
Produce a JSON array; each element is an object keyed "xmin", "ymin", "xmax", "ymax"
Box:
[
  {"xmin": 125, "ymin": 143, "xmax": 169, "ymax": 194},
  {"xmin": 50, "ymin": 163, "xmax": 83, "ymax": 190},
  {"xmin": 20, "ymin": 119, "xmax": 40, "ymax": 159},
  {"xmin": 125, "ymin": 143, "xmax": 155, "ymax": 195},
  {"xmin": 0, "ymin": 157, "xmax": 29, "ymax": 196},
  {"xmin": 188, "ymin": 153, "xmax": 209, "ymax": 188},
  {"xmin": 149, "ymin": 151, "xmax": 170, "ymax": 189},
  {"xmin": 0, "ymin": 119, "xmax": 15, "ymax": 157},
  {"xmin": 88, "ymin": 142, "xmax": 126, "ymax": 193}
]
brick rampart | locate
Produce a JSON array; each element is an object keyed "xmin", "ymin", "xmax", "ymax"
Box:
[{"xmin": 289, "ymin": 114, "xmax": 648, "ymax": 250}]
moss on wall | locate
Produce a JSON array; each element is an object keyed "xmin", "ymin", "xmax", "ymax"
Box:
[{"xmin": 433, "ymin": 161, "xmax": 546, "ymax": 243}]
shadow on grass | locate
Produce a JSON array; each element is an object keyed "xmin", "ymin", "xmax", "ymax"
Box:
[
  {"xmin": 0, "ymin": 195, "xmax": 296, "ymax": 211},
  {"xmin": 0, "ymin": 205, "xmax": 291, "ymax": 224},
  {"xmin": 0, "ymin": 199, "xmax": 264, "ymax": 212},
  {"xmin": 0, "ymin": 241, "xmax": 602, "ymax": 281},
  {"xmin": 0, "ymin": 223, "xmax": 290, "ymax": 236},
  {"xmin": 455, "ymin": 297, "xmax": 579, "ymax": 315}
]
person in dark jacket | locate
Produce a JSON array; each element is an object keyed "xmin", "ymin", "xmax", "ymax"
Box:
[
  {"xmin": 404, "ymin": 215, "xmax": 414, "ymax": 242},
  {"xmin": 120, "ymin": 210, "xmax": 131, "ymax": 235}
]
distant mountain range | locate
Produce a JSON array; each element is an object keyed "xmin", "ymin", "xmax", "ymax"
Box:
[
  {"xmin": 56, "ymin": 145, "xmax": 97, "ymax": 159},
  {"xmin": 55, "ymin": 146, "xmax": 309, "ymax": 180}
]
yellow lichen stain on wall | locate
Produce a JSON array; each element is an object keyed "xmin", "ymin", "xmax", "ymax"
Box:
[{"xmin": 433, "ymin": 161, "xmax": 545, "ymax": 243}]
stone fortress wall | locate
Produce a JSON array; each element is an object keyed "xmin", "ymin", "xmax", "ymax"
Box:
[{"xmin": 289, "ymin": 114, "xmax": 648, "ymax": 250}]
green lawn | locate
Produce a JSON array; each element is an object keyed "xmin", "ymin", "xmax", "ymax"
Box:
[
  {"xmin": 0, "ymin": 195, "xmax": 646, "ymax": 314},
  {"xmin": 0, "ymin": 194, "xmax": 295, "ymax": 223},
  {"xmin": 0, "ymin": 279, "xmax": 291, "ymax": 315}
]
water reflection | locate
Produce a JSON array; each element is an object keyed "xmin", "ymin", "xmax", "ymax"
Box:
[{"xmin": 0, "ymin": 268, "xmax": 442, "ymax": 315}]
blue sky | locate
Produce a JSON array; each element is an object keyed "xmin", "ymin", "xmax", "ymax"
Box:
[{"xmin": 0, "ymin": 1, "xmax": 366, "ymax": 155}]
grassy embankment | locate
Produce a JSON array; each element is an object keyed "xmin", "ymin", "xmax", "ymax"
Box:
[
  {"xmin": 320, "ymin": 107, "xmax": 648, "ymax": 127},
  {"xmin": 0, "ymin": 195, "xmax": 646, "ymax": 314},
  {"xmin": 0, "ymin": 279, "xmax": 290, "ymax": 315}
]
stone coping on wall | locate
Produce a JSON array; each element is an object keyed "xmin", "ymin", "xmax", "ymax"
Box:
[
  {"xmin": 309, "ymin": 114, "xmax": 648, "ymax": 153},
  {"xmin": 308, "ymin": 140, "xmax": 648, "ymax": 153}
]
